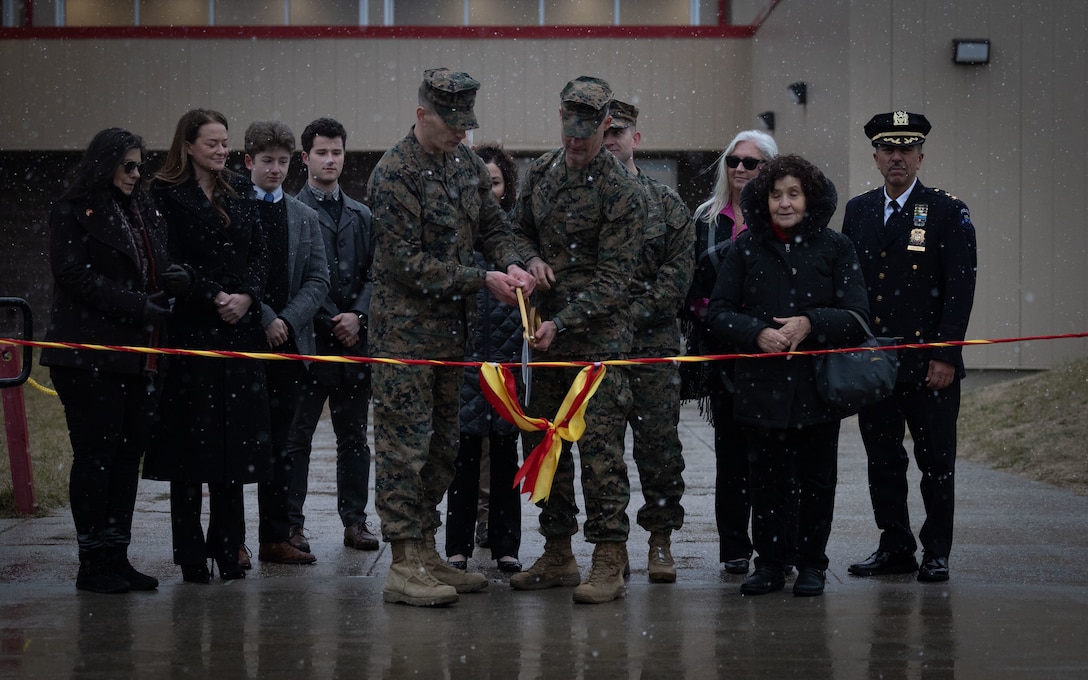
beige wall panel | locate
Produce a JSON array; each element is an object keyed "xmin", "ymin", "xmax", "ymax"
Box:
[{"xmin": 0, "ymin": 37, "xmax": 748, "ymax": 154}]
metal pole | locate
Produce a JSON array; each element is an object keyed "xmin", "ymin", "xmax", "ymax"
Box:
[{"xmin": 1, "ymin": 343, "xmax": 37, "ymax": 516}]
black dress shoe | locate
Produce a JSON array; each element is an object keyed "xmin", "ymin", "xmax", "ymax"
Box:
[
  {"xmin": 792, "ymin": 567, "xmax": 826, "ymax": 596},
  {"xmin": 848, "ymin": 550, "xmax": 919, "ymax": 577},
  {"xmin": 723, "ymin": 558, "xmax": 750, "ymax": 575},
  {"xmin": 740, "ymin": 566, "xmax": 785, "ymax": 595},
  {"xmin": 181, "ymin": 563, "xmax": 210, "ymax": 584},
  {"xmin": 497, "ymin": 558, "xmax": 522, "ymax": 573},
  {"xmin": 917, "ymin": 555, "xmax": 950, "ymax": 582},
  {"xmin": 446, "ymin": 559, "xmax": 468, "ymax": 570}
]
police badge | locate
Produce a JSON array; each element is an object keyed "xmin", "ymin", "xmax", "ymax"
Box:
[{"xmin": 907, "ymin": 205, "xmax": 929, "ymax": 251}]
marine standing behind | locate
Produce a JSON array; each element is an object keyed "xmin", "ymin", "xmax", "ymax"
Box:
[
  {"xmin": 367, "ymin": 68, "xmax": 534, "ymax": 607},
  {"xmin": 602, "ymin": 99, "xmax": 694, "ymax": 584}
]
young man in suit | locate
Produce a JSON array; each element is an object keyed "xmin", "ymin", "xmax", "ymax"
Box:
[
  {"xmin": 243, "ymin": 120, "xmax": 329, "ymax": 565},
  {"xmin": 285, "ymin": 117, "xmax": 379, "ymax": 554},
  {"xmin": 841, "ymin": 111, "xmax": 978, "ymax": 583}
]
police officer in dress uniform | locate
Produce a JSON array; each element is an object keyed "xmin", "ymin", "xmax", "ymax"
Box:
[{"xmin": 841, "ymin": 111, "xmax": 978, "ymax": 583}]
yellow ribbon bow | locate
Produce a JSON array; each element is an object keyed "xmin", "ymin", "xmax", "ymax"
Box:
[{"xmin": 479, "ymin": 361, "xmax": 608, "ymax": 503}]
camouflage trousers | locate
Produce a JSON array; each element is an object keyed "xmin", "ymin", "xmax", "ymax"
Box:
[
  {"xmin": 627, "ymin": 359, "xmax": 686, "ymax": 533},
  {"xmin": 372, "ymin": 362, "xmax": 462, "ymax": 541},
  {"xmin": 523, "ymin": 364, "xmax": 632, "ymax": 543}
]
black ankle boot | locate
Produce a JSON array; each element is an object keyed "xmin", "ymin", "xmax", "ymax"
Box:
[
  {"xmin": 76, "ymin": 549, "xmax": 130, "ymax": 594},
  {"xmin": 110, "ymin": 548, "xmax": 159, "ymax": 591}
]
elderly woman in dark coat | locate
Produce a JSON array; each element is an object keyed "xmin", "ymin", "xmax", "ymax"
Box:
[
  {"xmin": 42, "ymin": 127, "xmax": 191, "ymax": 593},
  {"xmin": 707, "ymin": 154, "xmax": 869, "ymax": 597},
  {"xmin": 142, "ymin": 109, "xmax": 271, "ymax": 583}
]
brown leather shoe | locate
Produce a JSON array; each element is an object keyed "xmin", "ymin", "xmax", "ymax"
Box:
[
  {"xmin": 258, "ymin": 541, "xmax": 317, "ymax": 564},
  {"xmin": 238, "ymin": 544, "xmax": 252, "ymax": 570},
  {"xmin": 287, "ymin": 524, "xmax": 310, "ymax": 553},
  {"xmin": 343, "ymin": 522, "xmax": 379, "ymax": 551}
]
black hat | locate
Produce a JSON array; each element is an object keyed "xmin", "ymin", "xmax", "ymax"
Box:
[
  {"xmin": 863, "ymin": 111, "xmax": 931, "ymax": 147},
  {"xmin": 420, "ymin": 68, "xmax": 481, "ymax": 131}
]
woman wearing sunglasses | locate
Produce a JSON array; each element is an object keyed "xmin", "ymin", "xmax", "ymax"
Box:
[
  {"xmin": 680, "ymin": 129, "xmax": 777, "ymax": 577},
  {"xmin": 41, "ymin": 127, "xmax": 191, "ymax": 593}
]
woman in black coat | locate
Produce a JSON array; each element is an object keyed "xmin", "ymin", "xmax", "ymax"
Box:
[
  {"xmin": 707, "ymin": 154, "xmax": 869, "ymax": 597},
  {"xmin": 142, "ymin": 109, "xmax": 271, "ymax": 583},
  {"xmin": 42, "ymin": 127, "xmax": 191, "ymax": 593},
  {"xmin": 444, "ymin": 143, "xmax": 523, "ymax": 573}
]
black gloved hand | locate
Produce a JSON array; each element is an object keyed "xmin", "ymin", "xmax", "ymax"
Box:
[
  {"xmin": 161, "ymin": 263, "xmax": 192, "ymax": 296},
  {"xmin": 143, "ymin": 291, "xmax": 171, "ymax": 323}
]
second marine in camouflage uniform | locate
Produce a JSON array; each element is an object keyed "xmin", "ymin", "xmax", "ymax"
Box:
[
  {"xmin": 367, "ymin": 68, "xmax": 533, "ymax": 607},
  {"xmin": 509, "ymin": 76, "xmax": 646, "ymax": 604},
  {"xmin": 603, "ymin": 100, "xmax": 695, "ymax": 584}
]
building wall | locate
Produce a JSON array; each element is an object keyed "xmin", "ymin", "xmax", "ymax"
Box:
[{"xmin": 2, "ymin": 0, "xmax": 1087, "ymax": 368}]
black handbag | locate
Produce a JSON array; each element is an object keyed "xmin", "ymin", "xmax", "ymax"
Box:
[{"xmin": 813, "ymin": 310, "xmax": 899, "ymax": 413}]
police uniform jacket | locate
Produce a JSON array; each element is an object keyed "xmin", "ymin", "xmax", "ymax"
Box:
[
  {"xmin": 295, "ymin": 183, "xmax": 373, "ymax": 384},
  {"xmin": 628, "ymin": 170, "xmax": 695, "ymax": 356},
  {"xmin": 367, "ymin": 130, "xmax": 522, "ymax": 360},
  {"xmin": 707, "ymin": 175, "xmax": 870, "ymax": 430},
  {"xmin": 513, "ymin": 147, "xmax": 646, "ymax": 360},
  {"xmin": 841, "ymin": 182, "xmax": 977, "ymax": 382}
]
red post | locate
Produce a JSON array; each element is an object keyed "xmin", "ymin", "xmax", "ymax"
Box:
[{"xmin": 1, "ymin": 343, "xmax": 37, "ymax": 515}]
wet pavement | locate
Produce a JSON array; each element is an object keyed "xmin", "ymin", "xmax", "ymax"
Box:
[{"xmin": 2, "ymin": 401, "xmax": 1088, "ymax": 678}]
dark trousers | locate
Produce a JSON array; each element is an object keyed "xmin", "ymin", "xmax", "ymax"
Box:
[
  {"xmin": 170, "ymin": 480, "xmax": 244, "ymax": 567},
  {"xmin": 747, "ymin": 420, "xmax": 839, "ymax": 571},
  {"xmin": 51, "ymin": 366, "xmax": 156, "ymax": 554},
  {"xmin": 858, "ymin": 380, "xmax": 960, "ymax": 558},
  {"xmin": 712, "ymin": 392, "xmax": 752, "ymax": 562},
  {"xmin": 445, "ymin": 432, "xmax": 521, "ymax": 559},
  {"xmin": 285, "ymin": 374, "xmax": 372, "ymax": 529},
  {"xmin": 256, "ymin": 361, "xmax": 306, "ymax": 543}
]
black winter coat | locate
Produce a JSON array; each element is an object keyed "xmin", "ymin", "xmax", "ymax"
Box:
[
  {"xmin": 41, "ymin": 189, "xmax": 171, "ymax": 375},
  {"xmin": 460, "ymin": 254, "xmax": 523, "ymax": 438},
  {"xmin": 707, "ymin": 174, "xmax": 870, "ymax": 429},
  {"xmin": 143, "ymin": 173, "xmax": 272, "ymax": 484}
]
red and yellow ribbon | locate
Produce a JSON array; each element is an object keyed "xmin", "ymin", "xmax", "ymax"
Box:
[{"xmin": 479, "ymin": 361, "xmax": 608, "ymax": 503}]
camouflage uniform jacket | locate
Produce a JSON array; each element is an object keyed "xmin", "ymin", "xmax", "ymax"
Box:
[
  {"xmin": 628, "ymin": 169, "xmax": 695, "ymax": 356},
  {"xmin": 367, "ymin": 129, "xmax": 523, "ymax": 360},
  {"xmin": 513, "ymin": 147, "xmax": 646, "ymax": 360}
]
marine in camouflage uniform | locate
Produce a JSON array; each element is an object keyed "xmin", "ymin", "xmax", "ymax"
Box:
[
  {"xmin": 603, "ymin": 100, "xmax": 695, "ymax": 583},
  {"xmin": 367, "ymin": 68, "xmax": 533, "ymax": 607},
  {"xmin": 509, "ymin": 76, "xmax": 646, "ymax": 604}
]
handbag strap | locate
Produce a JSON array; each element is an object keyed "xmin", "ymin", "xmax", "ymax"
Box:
[{"xmin": 842, "ymin": 308, "xmax": 876, "ymax": 340}]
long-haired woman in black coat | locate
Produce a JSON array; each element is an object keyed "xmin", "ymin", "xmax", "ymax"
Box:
[
  {"xmin": 142, "ymin": 109, "xmax": 271, "ymax": 583},
  {"xmin": 42, "ymin": 127, "xmax": 191, "ymax": 593}
]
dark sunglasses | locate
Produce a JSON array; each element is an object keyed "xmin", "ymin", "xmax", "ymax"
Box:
[
  {"xmin": 121, "ymin": 161, "xmax": 143, "ymax": 175},
  {"xmin": 725, "ymin": 155, "xmax": 764, "ymax": 171}
]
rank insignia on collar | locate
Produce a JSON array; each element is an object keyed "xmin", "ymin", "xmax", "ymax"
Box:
[
  {"xmin": 907, "ymin": 228, "xmax": 927, "ymax": 252},
  {"xmin": 913, "ymin": 204, "xmax": 929, "ymax": 228}
]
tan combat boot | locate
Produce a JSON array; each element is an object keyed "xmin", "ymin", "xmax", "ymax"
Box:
[
  {"xmin": 509, "ymin": 535, "xmax": 581, "ymax": 590},
  {"xmin": 383, "ymin": 540, "xmax": 459, "ymax": 607},
  {"xmin": 573, "ymin": 542, "xmax": 628, "ymax": 604},
  {"xmin": 421, "ymin": 533, "xmax": 488, "ymax": 593},
  {"xmin": 648, "ymin": 532, "xmax": 677, "ymax": 584}
]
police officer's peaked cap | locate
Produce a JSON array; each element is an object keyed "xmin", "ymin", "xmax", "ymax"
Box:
[
  {"xmin": 420, "ymin": 68, "xmax": 481, "ymax": 131},
  {"xmin": 608, "ymin": 100, "xmax": 639, "ymax": 129},
  {"xmin": 560, "ymin": 76, "xmax": 612, "ymax": 138},
  {"xmin": 864, "ymin": 111, "xmax": 932, "ymax": 147}
]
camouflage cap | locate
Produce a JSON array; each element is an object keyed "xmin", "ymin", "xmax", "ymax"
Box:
[
  {"xmin": 608, "ymin": 100, "xmax": 639, "ymax": 129},
  {"xmin": 864, "ymin": 110, "xmax": 932, "ymax": 147},
  {"xmin": 420, "ymin": 67, "xmax": 481, "ymax": 131},
  {"xmin": 560, "ymin": 76, "xmax": 612, "ymax": 138}
]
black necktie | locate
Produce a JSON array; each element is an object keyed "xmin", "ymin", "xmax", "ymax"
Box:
[{"xmin": 887, "ymin": 199, "xmax": 901, "ymax": 223}]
